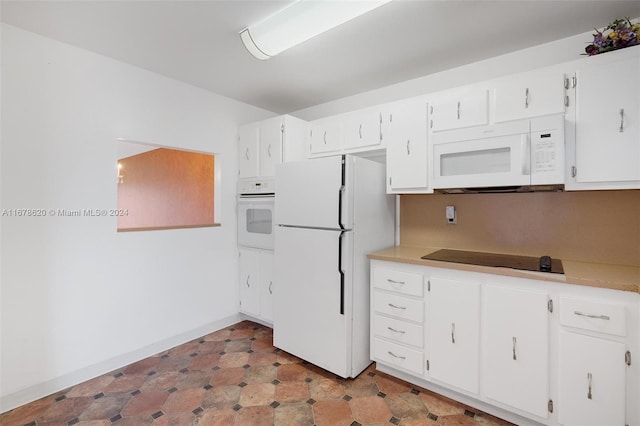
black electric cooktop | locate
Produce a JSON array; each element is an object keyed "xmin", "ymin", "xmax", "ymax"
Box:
[{"xmin": 421, "ymin": 249, "xmax": 564, "ymax": 274}]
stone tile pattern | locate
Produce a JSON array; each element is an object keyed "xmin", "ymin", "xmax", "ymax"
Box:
[{"xmin": 1, "ymin": 321, "xmax": 513, "ymax": 426}]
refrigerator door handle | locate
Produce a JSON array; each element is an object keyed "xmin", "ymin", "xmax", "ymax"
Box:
[
  {"xmin": 338, "ymin": 155, "xmax": 346, "ymax": 230},
  {"xmin": 338, "ymin": 231, "xmax": 345, "ymax": 315}
]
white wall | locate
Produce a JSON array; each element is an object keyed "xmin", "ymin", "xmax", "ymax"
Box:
[
  {"xmin": 0, "ymin": 24, "xmax": 274, "ymax": 412},
  {"xmin": 293, "ymin": 30, "xmax": 595, "ymax": 121}
]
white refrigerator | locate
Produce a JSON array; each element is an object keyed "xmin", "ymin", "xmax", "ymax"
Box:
[{"xmin": 273, "ymin": 155, "xmax": 395, "ymax": 378}]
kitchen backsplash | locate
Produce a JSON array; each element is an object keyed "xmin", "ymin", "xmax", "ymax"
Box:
[{"xmin": 400, "ymin": 190, "xmax": 640, "ymax": 267}]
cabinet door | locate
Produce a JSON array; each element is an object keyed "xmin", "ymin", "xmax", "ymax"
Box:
[
  {"xmin": 429, "ymin": 89, "xmax": 488, "ymax": 132},
  {"xmin": 493, "ymin": 68, "xmax": 565, "ymax": 122},
  {"xmin": 258, "ymin": 251, "xmax": 274, "ymax": 323},
  {"xmin": 258, "ymin": 118, "xmax": 283, "ymax": 177},
  {"xmin": 428, "ymin": 277, "xmax": 480, "ymax": 394},
  {"xmin": 239, "ymin": 249, "xmax": 260, "ymax": 316},
  {"xmin": 483, "ymin": 284, "xmax": 549, "ymax": 418},
  {"xmin": 573, "ymin": 49, "xmax": 640, "ymax": 184},
  {"xmin": 558, "ymin": 331, "xmax": 626, "ymax": 426},
  {"xmin": 343, "ymin": 108, "xmax": 382, "ymax": 150},
  {"xmin": 386, "ymin": 98, "xmax": 429, "ymax": 191},
  {"xmin": 239, "ymin": 124, "xmax": 259, "ymax": 178},
  {"xmin": 309, "ymin": 119, "xmax": 343, "ymax": 155}
]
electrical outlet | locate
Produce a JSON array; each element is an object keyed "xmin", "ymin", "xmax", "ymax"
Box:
[{"xmin": 446, "ymin": 205, "xmax": 456, "ymax": 224}]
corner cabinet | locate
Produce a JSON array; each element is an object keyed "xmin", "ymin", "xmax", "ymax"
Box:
[
  {"xmin": 384, "ymin": 97, "xmax": 430, "ymax": 193},
  {"xmin": 239, "ymin": 115, "xmax": 308, "ymax": 178},
  {"xmin": 370, "ymin": 259, "xmax": 640, "ymax": 426},
  {"xmin": 239, "ymin": 248, "xmax": 274, "ymax": 325},
  {"xmin": 565, "ymin": 45, "xmax": 640, "ymax": 190}
]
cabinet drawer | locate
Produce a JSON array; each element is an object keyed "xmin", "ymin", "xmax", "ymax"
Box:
[
  {"xmin": 373, "ymin": 268, "xmax": 424, "ymax": 297},
  {"xmin": 372, "ymin": 338, "xmax": 424, "ymax": 376},
  {"xmin": 559, "ymin": 297, "xmax": 626, "ymax": 337},
  {"xmin": 373, "ymin": 315, "xmax": 424, "ymax": 348},
  {"xmin": 373, "ymin": 291, "xmax": 424, "ymax": 323}
]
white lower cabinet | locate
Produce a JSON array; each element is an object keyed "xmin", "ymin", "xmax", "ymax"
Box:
[
  {"xmin": 558, "ymin": 331, "xmax": 626, "ymax": 426},
  {"xmin": 371, "ymin": 265, "xmax": 425, "ymax": 377},
  {"xmin": 428, "ymin": 276, "xmax": 480, "ymax": 394},
  {"xmin": 370, "ymin": 259, "xmax": 639, "ymax": 426},
  {"xmin": 239, "ymin": 248, "xmax": 274, "ymax": 324},
  {"xmin": 483, "ymin": 284, "xmax": 550, "ymax": 419}
]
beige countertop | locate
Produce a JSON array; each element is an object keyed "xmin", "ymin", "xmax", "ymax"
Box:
[{"xmin": 368, "ymin": 246, "xmax": 640, "ymax": 294}]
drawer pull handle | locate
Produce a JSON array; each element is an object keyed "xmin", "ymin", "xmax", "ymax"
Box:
[
  {"xmin": 387, "ymin": 279, "xmax": 405, "ymax": 285},
  {"xmin": 388, "ymin": 303, "xmax": 406, "ymax": 310},
  {"xmin": 387, "ymin": 326, "xmax": 406, "ymax": 334},
  {"xmin": 451, "ymin": 323, "xmax": 456, "ymax": 344},
  {"xmin": 574, "ymin": 311, "xmax": 610, "ymax": 320},
  {"xmin": 587, "ymin": 372, "xmax": 593, "ymax": 400},
  {"xmin": 388, "ymin": 351, "xmax": 406, "ymax": 360},
  {"xmin": 512, "ymin": 337, "xmax": 517, "ymax": 361}
]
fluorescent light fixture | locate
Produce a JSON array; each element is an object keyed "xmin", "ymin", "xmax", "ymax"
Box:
[{"xmin": 240, "ymin": 0, "xmax": 392, "ymax": 60}]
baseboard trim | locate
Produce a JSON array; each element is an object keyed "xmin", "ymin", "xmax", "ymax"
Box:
[{"xmin": 0, "ymin": 314, "xmax": 243, "ymax": 414}]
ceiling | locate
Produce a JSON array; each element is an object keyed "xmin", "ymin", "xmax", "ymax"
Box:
[{"xmin": 2, "ymin": 1, "xmax": 639, "ymax": 114}]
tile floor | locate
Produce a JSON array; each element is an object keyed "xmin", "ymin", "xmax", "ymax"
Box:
[{"xmin": 1, "ymin": 321, "xmax": 514, "ymax": 426}]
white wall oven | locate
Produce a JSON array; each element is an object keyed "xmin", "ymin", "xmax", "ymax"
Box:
[{"xmin": 237, "ymin": 178, "xmax": 275, "ymax": 250}]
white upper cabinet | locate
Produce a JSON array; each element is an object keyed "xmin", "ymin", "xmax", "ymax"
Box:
[
  {"xmin": 492, "ymin": 67, "xmax": 566, "ymax": 123},
  {"xmin": 239, "ymin": 115, "xmax": 308, "ymax": 178},
  {"xmin": 309, "ymin": 117, "xmax": 343, "ymax": 156},
  {"xmin": 238, "ymin": 124, "xmax": 260, "ymax": 178},
  {"xmin": 483, "ymin": 283, "xmax": 550, "ymax": 419},
  {"xmin": 428, "ymin": 276, "xmax": 480, "ymax": 394},
  {"xmin": 429, "ymin": 87, "xmax": 489, "ymax": 132},
  {"xmin": 258, "ymin": 117, "xmax": 284, "ymax": 177},
  {"xmin": 567, "ymin": 46, "xmax": 640, "ymax": 189},
  {"xmin": 384, "ymin": 97, "xmax": 430, "ymax": 192},
  {"xmin": 343, "ymin": 107, "xmax": 383, "ymax": 151}
]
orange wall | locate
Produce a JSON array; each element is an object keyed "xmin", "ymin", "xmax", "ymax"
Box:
[
  {"xmin": 117, "ymin": 148, "xmax": 214, "ymax": 230},
  {"xmin": 400, "ymin": 190, "xmax": 640, "ymax": 267}
]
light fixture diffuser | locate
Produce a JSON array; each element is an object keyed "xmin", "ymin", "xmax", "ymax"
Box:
[{"xmin": 240, "ymin": 0, "xmax": 392, "ymax": 60}]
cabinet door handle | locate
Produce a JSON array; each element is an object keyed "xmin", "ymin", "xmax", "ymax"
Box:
[
  {"xmin": 387, "ymin": 326, "xmax": 406, "ymax": 334},
  {"xmin": 245, "ymin": 147, "xmax": 249, "ymax": 160},
  {"xmin": 323, "ymin": 131, "xmax": 327, "ymax": 144},
  {"xmin": 267, "ymin": 144, "xmax": 271, "ymax": 157},
  {"xmin": 359, "ymin": 124, "xmax": 362, "ymax": 139},
  {"xmin": 574, "ymin": 311, "xmax": 610, "ymax": 320},
  {"xmin": 512, "ymin": 337, "xmax": 517, "ymax": 360},
  {"xmin": 457, "ymin": 101, "xmax": 461, "ymax": 119},
  {"xmin": 388, "ymin": 303, "xmax": 406, "ymax": 310},
  {"xmin": 269, "ymin": 281, "xmax": 273, "ymax": 294},
  {"xmin": 451, "ymin": 323, "xmax": 456, "ymax": 344},
  {"xmin": 387, "ymin": 278, "xmax": 405, "ymax": 285},
  {"xmin": 587, "ymin": 372, "xmax": 593, "ymax": 399},
  {"xmin": 525, "ymin": 88, "xmax": 530, "ymax": 108},
  {"xmin": 388, "ymin": 351, "xmax": 406, "ymax": 360},
  {"xmin": 406, "ymin": 140, "xmax": 410, "ymax": 155},
  {"xmin": 620, "ymin": 109, "xmax": 625, "ymax": 132},
  {"xmin": 246, "ymin": 276, "xmax": 250, "ymax": 288}
]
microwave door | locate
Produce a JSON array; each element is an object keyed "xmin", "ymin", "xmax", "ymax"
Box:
[{"xmin": 432, "ymin": 133, "xmax": 531, "ymax": 189}]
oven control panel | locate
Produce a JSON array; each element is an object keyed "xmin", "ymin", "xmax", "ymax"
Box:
[{"xmin": 238, "ymin": 177, "xmax": 276, "ymax": 195}]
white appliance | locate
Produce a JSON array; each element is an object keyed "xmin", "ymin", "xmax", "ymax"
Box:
[
  {"xmin": 237, "ymin": 178, "xmax": 275, "ymax": 250},
  {"xmin": 273, "ymin": 155, "xmax": 394, "ymax": 378},
  {"xmin": 431, "ymin": 113, "xmax": 565, "ymax": 192}
]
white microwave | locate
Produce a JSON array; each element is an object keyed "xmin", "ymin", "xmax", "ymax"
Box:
[{"xmin": 431, "ymin": 114, "xmax": 565, "ymax": 192}]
